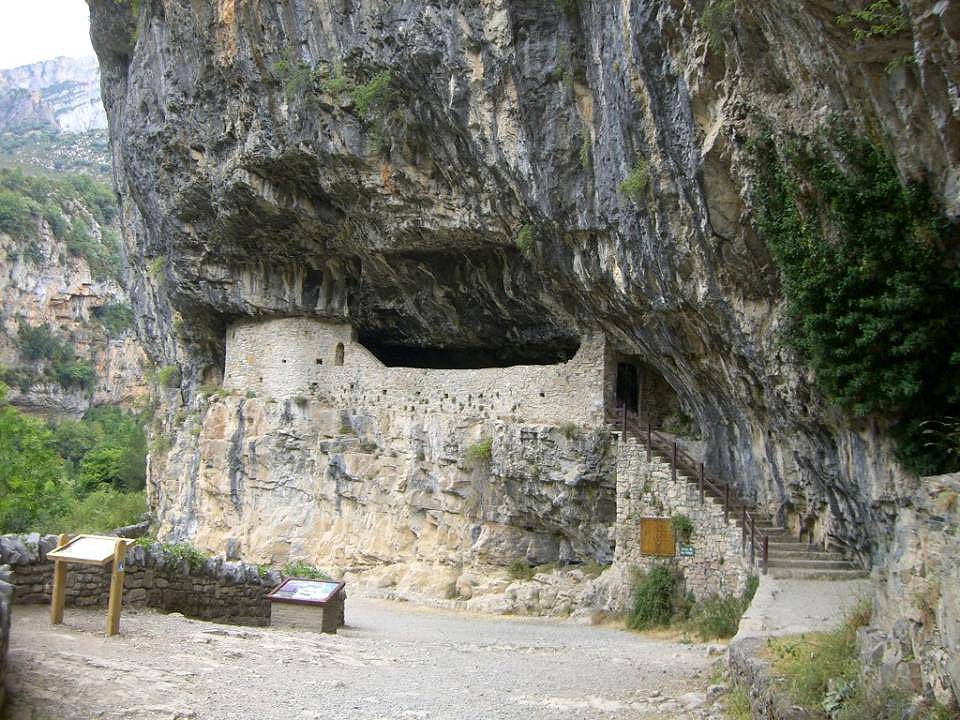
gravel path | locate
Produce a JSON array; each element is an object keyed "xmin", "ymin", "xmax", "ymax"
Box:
[{"xmin": 3, "ymin": 595, "xmax": 729, "ymax": 720}]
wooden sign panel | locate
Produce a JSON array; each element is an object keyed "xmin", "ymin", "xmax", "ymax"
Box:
[
  {"xmin": 639, "ymin": 517, "xmax": 675, "ymax": 557},
  {"xmin": 267, "ymin": 578, "xmax": 345, "ymax": 606},
  {"xmin": 47, "ymin": 535, "xmax": 133, "ymax": 566}
]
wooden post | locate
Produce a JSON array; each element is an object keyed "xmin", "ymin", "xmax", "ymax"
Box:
[
  {"xmin": 621, "ymin": 403, "xmax": 626, "ymax": 432},
  {"xmin": 750, "ymin": 529, "xmax": 756, "ymax": 567},
  {"xmin": 699, "ymin": 463, "xmax": 704, "ymax": 505},
  {"xmin": 49, "ymin": 533, "xmax": 69, "ymax": 625},
  {"xmin": 724, "ymin": 484, "xmax": 729, "ymax": 524},
  {"xmin": 762, "ymin": 534, "xmax": 769, "ymax": 575},
  {"xmin": 671, "ymin": 442, "xmax": 677, "ymax": 482},
  {"xmin": 106, "ymin": 539, "xmax": 127, "ymax": 636},
  {"xmin": 742, "ymin": 508, "xmax": 747, "ymax": 555},
  {"xmin": 647, "ymin": 423, "xmax": 652, "ymax": 451}
]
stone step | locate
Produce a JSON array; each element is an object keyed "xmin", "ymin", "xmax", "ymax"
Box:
[
  {"xmin": 766, "ymin": 550, "xmax": 845, "ymax": 561},
  {"xmin": 768, "ymin": 568, "xmax": 870, "ymax": 581},
  {"xmin": 768, "ymin": 542, "xmax": 821, "ymax": 552},
  {"xmin": 767, "ymin": 558, "xmax": 862, "ymax": 570}
]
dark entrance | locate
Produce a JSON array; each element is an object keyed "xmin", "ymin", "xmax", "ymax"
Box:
[{"xmin": 616, "ymin": 362, "xmax": 639, "ymax": 414}]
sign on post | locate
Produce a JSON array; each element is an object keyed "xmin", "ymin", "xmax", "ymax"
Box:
[{"xmin": 46, "ymin": 534, "xmax": 134, "ymax": 636}]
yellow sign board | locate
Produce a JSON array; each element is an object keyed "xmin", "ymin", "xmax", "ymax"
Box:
[{"xmin": 47, "ymin": 535, "xmax": 134, "ymax": 566}]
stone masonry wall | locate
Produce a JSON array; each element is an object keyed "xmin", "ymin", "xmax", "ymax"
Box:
[
  {"xmin": 223, "ymin": 318, "xmax": 609, "ymax": 427},
  {"xmin": 0, "ymin": 565, "xmax": 12, "ymax": 711},
  {"xmin": 614, "ymin": 435, "xmax": 750, "ymax": 598},
  {"xmin": 0, "ymin": 534, "xmax": 280, "ymax": 627}
]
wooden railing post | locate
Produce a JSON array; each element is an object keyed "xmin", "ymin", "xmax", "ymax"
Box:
[
  {"xmin": 750, "ymin": 527, "xmax": 756, "ymax": 567},
  {"xmin": 762, "ymin": 535, "xmax": 769, "ymax": 575},
  {"xmin": 647, "ymin": 423, "xmax": 652, "ymax": 451},
  {"xmin": 724, "ymin": 484, "xmax": 729, "ymax": 524},
  {"xmin": 621, "ymin": 403, "xmax": 626, "ymax": 433},
  {"xmin": 671, "ymin": 442, "xmax": 677, "ymax": 482},
  {"xmin": 698, "ymin": 463, "xmax": 704, "ymax": 505},
  {"xmin": 742, "ymin": 508, "xmax": 747, "ymax": 555}
]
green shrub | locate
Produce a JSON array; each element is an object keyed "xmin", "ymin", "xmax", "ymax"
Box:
[
  {"xmin": 618, "ymin": 161, "xmax": 649, "ymax": 200},
  {"xmin": 750, "ymin": 128, "xmax": 960, "ymax": 474},
  {"xmin": 147, "ymin": 365, "xmax": 178, "ymax": 387},
  {"xmin": 671, "ymin": 513, "xmax": 694, "ymax": 544},
  {"xmin": 465, "ymin": 438, "xmax": 493, "ymax": 465},
  {"xmin": 514, "ymin": 224, "xmax": 535, "ymax": 256},
  {"xmin": 559, "ymin": 422, "xmax": 578, "ymax": 439},
  {"xmin": 627, "ymin": 563, "xmax": 692, "ymax": 630},
  {"xmin": 17, "ymin": 321, "xmax": 59, "ymax": 361},
  {"xmin": 701, "ymin": 0, "xmax": 735, "ymax": 47},
  {"xmin": 0, "ymin": 188, "xmax": 37, "ymax": 238},
  {"xmin": 508, "ymin": 559, "xmax": 536, "ymax": 581},
  {"xmin": 92, "ymin": 303, "xmax": 134, "ymax": 336},
  {"xmin": 724, "ymin": 685, "xmax": 752, "ymax": 720},
  {"xmin": 270, "ymin": 49, "xmax": 318, "ymax": 99},
  {"xmin": 837, "ymin": 0, "xmax": 908, "ymax": 41},
  {"xmin": 282, "ymin": 561, "xmax": 333, "ymax": 580},
  {"xmin": 48, "ymin": 488, "xmax": 146, "ymax": 535},
  {"xmin": 160, "ymin": 542, "xmax": 207, "ymax": 571},
  {"xmin": 352, "ymin": 71, "xmax": 394, "ymax": 118}
]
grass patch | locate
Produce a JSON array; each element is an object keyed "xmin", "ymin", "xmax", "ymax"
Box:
[
  {"xmin": 618, "ymin": 160, "xmax": 649, "ymax": 200},
  {"xmin": 723, "ymin": 685, "xmax": 752, "ymax": 720}
]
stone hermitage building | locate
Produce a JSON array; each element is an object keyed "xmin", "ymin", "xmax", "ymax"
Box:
[{"xmin": 154, "ymin": 316, "xmax": 755, "ymax": 605}]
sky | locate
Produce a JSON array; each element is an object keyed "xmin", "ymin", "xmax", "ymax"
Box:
[{"xmin": 0, "ymin": 0, "xmax": 95, "ymax": 70}]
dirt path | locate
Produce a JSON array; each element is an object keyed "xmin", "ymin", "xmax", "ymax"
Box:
[{"xmin": 3, "ymin": 595, "xmax": 728, "ymax": 720}]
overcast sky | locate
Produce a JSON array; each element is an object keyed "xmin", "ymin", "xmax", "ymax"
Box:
[{"xmin": 0, "ymin": 0, "xmax": 95, "ymax": 70}]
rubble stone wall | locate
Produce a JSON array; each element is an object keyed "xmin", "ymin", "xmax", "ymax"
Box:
[
  {"xmin": 0, "ymin": 534, "xmax": 280, "ymax": 627},
  {"xmin": 614, "ymin": 435, "xmax": 751, "ymax": 598}
]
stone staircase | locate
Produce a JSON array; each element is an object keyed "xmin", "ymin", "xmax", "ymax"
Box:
[{"xmin": 610, "ymin": 409, "xmax": 867, "ymax": 580}]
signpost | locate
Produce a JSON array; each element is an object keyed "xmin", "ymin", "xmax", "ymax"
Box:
[
  {"xmin": 46, "ymin": 534, "xmax": 135, "ymax": 636},
  {"xmin": 678, "ymin": 544, "xmax": 695, "ymax": 557}
]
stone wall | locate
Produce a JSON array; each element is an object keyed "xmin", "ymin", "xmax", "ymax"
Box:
[
  {"xmin": 862, "ymin": 473, "xmax": 960, "ymax": 708},
  {"xmin": 223, "ymin": 317, "xmax": 609, "ymax": 427},
  {"xmin": 0, "ymin": 534, "xmax": 280, "ymax": 627},
  {"xmin": 0, "ymin": 565, "xmax": 12, "ymax": 711},
  {"xmin": 614, "ymin": 435, "xmax": 750, "ymax": 598}
]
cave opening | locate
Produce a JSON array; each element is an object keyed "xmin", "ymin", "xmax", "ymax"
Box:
[
  {"xmin": 613, "ymin": 357, "xmax": 699, "ymax": 438},
  {"xmin": 358, "ymin": 336, "xmax": 580, "ymax": 369}
]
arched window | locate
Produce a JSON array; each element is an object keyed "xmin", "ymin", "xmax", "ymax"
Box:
[{"xmin": 334, "ymin": 342, "xmax": 344, "ymax": 366}]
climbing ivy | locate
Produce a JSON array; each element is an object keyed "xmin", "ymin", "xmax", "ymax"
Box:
[{"xmin": 750, "ymin": 128, "xmax": 960, "ymax": 474}]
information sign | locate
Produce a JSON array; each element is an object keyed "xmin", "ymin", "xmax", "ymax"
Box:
[
  {"xmin": 678, "ymin": 544, "xmax": 695, "ymax": 557},
  {"xmin": 267, "ymin": 578, "xmax": 345, "ymax": 606}
]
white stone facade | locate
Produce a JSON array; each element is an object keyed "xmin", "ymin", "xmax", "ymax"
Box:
[
  {"xmin": 223, "ymin": 317, "xmax": 608, "ymax": 426},
  {"xmin": 614, "ymin": 435, "xmax": 751, "ymax": 598}
]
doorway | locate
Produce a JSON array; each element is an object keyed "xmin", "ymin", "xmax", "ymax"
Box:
[{"xmin": 616, "ymin": 362, "xmax": 639, "ymax": 414}]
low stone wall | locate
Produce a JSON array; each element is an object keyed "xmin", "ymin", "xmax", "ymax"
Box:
[
  {"xmin": 0, "ymin": 534, "xmax": 281, "ymax": 627},
  {"xmin": 614, "ymin": 435, "xmax": 750, "ymax": 598},
  {"xmin": 0, "ymin": 565, "xmax": 12, "ymax": 711}
]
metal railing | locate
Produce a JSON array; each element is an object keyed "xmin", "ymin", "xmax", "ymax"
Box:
[{"xmin": 610, "ymin": 404, "xmax": 768, "ymax": 574}]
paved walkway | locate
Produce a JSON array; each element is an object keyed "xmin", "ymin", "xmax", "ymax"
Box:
[{"xmin": 734, "ymin": 575, "xmax": 870, "ymax": 640}]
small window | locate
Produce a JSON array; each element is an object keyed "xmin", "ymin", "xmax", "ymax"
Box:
[
  {"xmin": 334, "ymin": 343, "xmax": 344, "ymax": 366},
  {"xmin": 316, "ymin": 358, "xmax": 323, "ymax": 365}
]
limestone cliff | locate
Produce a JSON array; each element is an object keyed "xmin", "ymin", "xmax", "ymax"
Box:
[
  {"xmin": 86, "ymin": 0, "xmax": 958, "ymax": 698},
  {"xmin": 0, "ymin": 57, "xmax": 107, "ymax": 133}
]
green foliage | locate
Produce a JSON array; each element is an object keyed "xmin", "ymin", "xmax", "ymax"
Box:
[
  {"xmin": 627, "ymin": 564, "xmax": 693, "ymax": 630},
  {"xmin": 147, "ymin": 365, "xmax": 178, "ymax": 388},
  {"xmin": 318, "ymin": 65, "xmax": 351, "ymax": 96},
  {"xmin": 281, "ymin": 561, "xmax": 333, "ymax": 580},
  {"xmin": 701, "ymin": 0, "xmax": 735, "ymax": 48},
  {"xmin": 270, "ymin": 49, "xmax": 320, "ymax": 99},
  {"xmin": 579, "ymin": 121, "xmax": 592, "ymax": 169},
  {"xmin": 0, "ymin": 384, "xmax": 65, "ymax": 532},
  {"xmin": 465, "ymin": 438, "xmax": 493, "ymax": 465},
  {"xmin": 671, "ymin": 513, "xmax": 694, "ymax": 544},
  {"xmin": 508, "ymin": 559, "xmax": 536, "ymax": 581},
  {"xmin": 618, "ymin": 161, "xmax": 649, "ymax": 200},
  {"xmin": 0, "ymin": 188, "xmax": 37, "ymax": 238},
  {"xmin": 50, "ymin": 488, "xmax": 145, "ymax": 535},
  {"xmin": 837, "ymin": 1, "xmax": 908, "ymax": 41},
  {"xmin": 723, "ymin": 686, "xmax": 752, "ymax": 720},
  {"xmin": 92, "ymin": 303, "xmax": 134, "ymax": 336},
  {"xmin": 514, "ymin": 224, "xmax": 535, "ymax": 256},
  {"xmin": 559, "ymin": 422, "xmax": 579, "ymax": 439},
  {"xmin": 556, "ymin": 0, "xmax": 577, "ymax": 13},
  {"xmin": 750, "ymin": 128, "xmax": 960, "ymax": 474},
  {"xmin": 147, "ymin": 256, "xmax": 166, "ymax": 283},
  {"xmin": 352, "ymin": 71, "xmax": 394, "ymax": 119},
  {"xmin": 15, "ymin": 321, "xmax": 97, "ymax": 392},
  {"xmin": 768, "ymin": 601, "xmax": 872, "ymax": 714},
  {"xmin": 160, "ymin": 542, "xmax": 207, "ymax": 571}
]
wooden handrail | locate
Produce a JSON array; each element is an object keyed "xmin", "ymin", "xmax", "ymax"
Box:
[{"xmin": 610, "ymin": 404, "xmax": 768, "ymax": 575}]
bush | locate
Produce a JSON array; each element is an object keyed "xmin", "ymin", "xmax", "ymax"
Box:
[
  {"xmin": 17, "ymin": 321, "xmax": 59, "ymax": 361},
  {"xmin": 352, "ymin": 70, "xmax": 394, "ymax": 118},
  {"xmin": 465, "ymin": 438, "xmax": 493, "ymax": 465},
  {"xmin": 514, "ymin": 224, "xmax": 535, "ymax": 256},
  {"xmin": 0, "ymin": 188, "xmax": 37, "ymax": 238},
  {"xmin": 627, "ymin": 564, "xmax": 693, "ymax": 630},
  {"xmin": 47, "ymin": 488, "xmax": 146, "ymax": 535},
  {"xmin": 618, "ymin": 161, "xmax": 649, "ymax": 200},
  {"xmin": 160, "ymin": 542, "xmax": 207, "ymax": 571},
  {"xmin": 282, "ymin": 561, "xmax": 332, "ymax": 580},
  {"xmin": 92, "ymin": 303, "xmax": 134, "ymax": 336},
  {"xmin": 751, "ymin": 128, "xmax": 960, "ymax": 474},
  {"xmin": 671, "ymin": 513, "xmax": 694, "ymax": 544},
  {"xmin": 701, "ymin": 0, "xmax": 735, "ymax": 47},
  {"xmin": 508, "ymin": 559, "xmax": 535, "ymax": 581}
]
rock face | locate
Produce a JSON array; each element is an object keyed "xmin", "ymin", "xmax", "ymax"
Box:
[
  {"xmin": 0, "ymin": 57, "xmax": 107, "ymax": 133},
  {"xmin": 0, "ymin": 210, "xmax": 147, "ymax": 416},
  {"xmin": 86, "ymin": 0, "xmax": 958, "ymax": 701}
]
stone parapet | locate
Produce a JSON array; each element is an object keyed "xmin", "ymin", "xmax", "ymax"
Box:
[
  {"xmin": 0, "ymin": 534, "xmax": 281, "ymax": 627},
  {"xmin": 0, "ymin": 564, "xmax": 12, "ymax": 712}
]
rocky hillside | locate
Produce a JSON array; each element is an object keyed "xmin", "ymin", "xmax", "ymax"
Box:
[
  {"xmin": 0, "ymin": 57, "xmax": 107, "ymax": 133},
  {"xmin": 85, "ymin": 0, "xmax": 958, "ymax": 703}
]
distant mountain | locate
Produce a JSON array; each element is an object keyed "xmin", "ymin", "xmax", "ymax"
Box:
[{"xmin": 0, "ymin": 56, "xmax": 106, "ymax": 133}]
